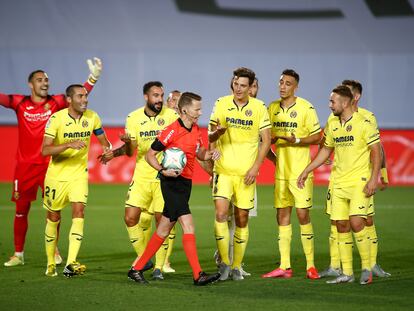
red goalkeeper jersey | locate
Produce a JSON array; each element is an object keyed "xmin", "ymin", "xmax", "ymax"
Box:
[{"xmin": 0, "ymin": 82, "xmax": 93, "ymax": 164}]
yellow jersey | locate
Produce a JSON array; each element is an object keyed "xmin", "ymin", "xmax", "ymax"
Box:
[
  {"xmin": 324, "ymin": 112, "xmax": 380, "ymax": 187},
  {"xmin": 126, "ymin": 106, "xmax": 177, "ymax": 182},
  {"xmin": 44, "ymin": 108, "xmax": 103, "ymax": 181},
  {"xmin": 268, "ymin": 97, "xmax": 321, "ymax": 180},
  {"xmin": 209, "ymin": 95, "xmax": 271, "ymax": 176}
]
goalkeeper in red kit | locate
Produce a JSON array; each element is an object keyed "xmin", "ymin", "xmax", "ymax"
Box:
[{"xmin": 0, "ymin": 58, "xmax": 103, "ymax": 267}]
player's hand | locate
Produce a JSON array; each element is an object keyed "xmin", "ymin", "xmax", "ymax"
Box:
[
  {"xmin": 244, "ymin": 165, "xmax": 259, "ymax": 185},
  {"xmin": 215, "ymin": 119, "xmax": 227, "ymax": 137},
  {"xmin": 378, "ymin": 177, "xmax": 388, "ymax": 191},
  {"xmin": 119, "ymin": 132, "xmax": 132, "ymax": 144},
  {"xmin": 363, "ymin": 179, "xmax": 377, "ymax": 197},
  {"xmin": 67, "ymin": 140, "xmax": 86, "ymax": 150},
  {"xmin": 87, "ymin": 57, "xmax": 103, "ymax": 80},
  {"xmin": 207, "ymin": 149, "xmax": 221, "ymax": 161},
  {"xmin": 97, "ymin": 150, "xmax": 114, "ymax": 164},
  {"xmin": 285, "ymin": 133, "xmax": 296, "ymax": 144},
  {"xmin": 297, "ymin": 170, "xmax": 309, "ymax": 189}
]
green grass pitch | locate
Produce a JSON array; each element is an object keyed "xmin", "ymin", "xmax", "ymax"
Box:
[{"xmin": 0, "ymin": 183, "xmax": 413, "ymax": 310}]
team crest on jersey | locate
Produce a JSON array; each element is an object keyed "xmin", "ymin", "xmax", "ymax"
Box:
[
  {"xmin": 290, "ymin": 111, "xmax": 297, "ymax": 118},
  {"xmin": 44, "ymin": 103, "xmax": 51, "ymax": 111},
  {"xmin": 158, "ymin": 118, "xmax": 165, "ymax": 126},
  {"xmin": 82, "ymin": 120, "xmax": 89, "ymax": 128},
  {"xmin": 14, "ymin": 191, "xmax": 19, "ymax": 200},
  {"xmin": 245, "ymin": 109, "xmax": 252, "ymax": 117},
  {"xmin": 346, "ymin": 124, "xmax": 352, "ymax": 132}
]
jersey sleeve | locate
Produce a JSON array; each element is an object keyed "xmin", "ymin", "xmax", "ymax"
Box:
[
  {"xmin": 93, "ymin": 113, "xmax": 104, "ymax": 136},
  {"xmin": 364, "ymin": 120, "xmax": 380, "ymax": 146},
  {"xmin": 209, "ymin": 99, "xmax": 221, "ymax": 127},
  {"xmin": 125, "ymin": 114, "xmax": 138, "ymax": 140},
  {"xmin": 323, "ymin": 120, "xmax": 334, "ymax": 148},
  {"xmin": 44, "ymin": 114, "xmax": 60, "ymax": 139},
  {"xmin": 0, "ymin": 94, "xmax": 25, "ymax": 110},
  {"xmin": 259, "ymin": 104, "xmax": 271, "ymax": 131},
  {"xmin": 305, "ymin": 106, "xmax": 321, "ymax": 135}
]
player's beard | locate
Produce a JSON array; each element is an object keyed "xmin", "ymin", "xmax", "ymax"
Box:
[{"xmin": 148, "ymin": 101, "xmax": 163, "ymax": 114}]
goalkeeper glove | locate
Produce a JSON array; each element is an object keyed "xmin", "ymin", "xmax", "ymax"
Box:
[{"xmin": 87, "ymin": 57, "xmax": 102, "ymax": 83}]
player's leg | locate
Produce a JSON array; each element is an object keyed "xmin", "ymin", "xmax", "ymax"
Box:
[
  {"xmin": 349, "ymin": 185, "xmax": 372, "ymax": 285},
  {"xmin": 262, "ymin": 179, "xmax": 293, "ymax": 278},
  {"xmin": 232, "ymin": 206, "xmax": 249, "ymax": 281},
  {"xmin": 125, "ymin": 206, "xmax": 143, "ymax": 254},
  {"xmin": 163, "ymin": 224, "xmax": 176, "ymax": 273},
  {"xmin": 228, "ymin": 202, "xmax": 236, "ymax": 264},
  {"xmin": 293, "ymin": 178, "xmax": 319, "ymax": 279},
  {"xmin": 153, "ymin": 211, "xmax": 168, "ymax": 280},
  {"xmin": 5, "ymin": 163, "xmax": 43, "ymax": 267},
  {"xmin": 366, "ymin": 199, "xmax": 390, "ymax": 277},
  {"xmin": 319, "ymin": 185, "xmax": 342, "ymax": 278},
  {"xmin": 43, "ymin": 177, "xmax": 66, "ymax": 277},
  {"xmin": 327, "ymin": 187, "xmax": 355, "ymax": 284},
  {"xmin": 212, "ymin": 174, "xmax": 232, "ymax": 280},
  {"xmin": 63, "ymin": 179, "xmax": 88, "ymax": 277}
]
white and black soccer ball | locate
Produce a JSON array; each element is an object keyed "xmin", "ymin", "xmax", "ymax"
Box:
[{"xmin": 161, "ymin": 147, "xmax": 187, "ymax": 170}]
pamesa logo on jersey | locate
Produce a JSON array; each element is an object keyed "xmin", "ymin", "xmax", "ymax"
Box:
[
  {"xmin": 226, "ymin": 117, "xmax": 253, "ymax": 126},
  {"xmin": 140, "ymin": 129, "xmax": 160, "ymax": 137}
]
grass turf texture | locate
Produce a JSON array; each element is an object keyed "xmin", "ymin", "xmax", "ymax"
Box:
[{"xmin": 0, "ymin": 183, "xmax": 413, "ymax": 310}]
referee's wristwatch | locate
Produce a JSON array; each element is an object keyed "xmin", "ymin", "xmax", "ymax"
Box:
[{"xmin": 157, "ymin": 168, "xmax": 166, "ymax": 179}]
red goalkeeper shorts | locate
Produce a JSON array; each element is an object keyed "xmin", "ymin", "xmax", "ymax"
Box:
[{"xmin": 11, "ymin": 162, "xmax": 49, "ymax": 202}]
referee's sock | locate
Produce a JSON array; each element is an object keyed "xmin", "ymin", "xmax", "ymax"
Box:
[
  {"xmin": 182, "ymin": 233, "xmax": 202, "ymax": 279},
  {"xmin": 133, "ymin": 232, "xmax": 164, "ymax": 271}
]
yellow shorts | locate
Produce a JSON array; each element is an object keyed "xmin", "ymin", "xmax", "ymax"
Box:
[
  {"xmin": 43, "ymin": 178, "xmax": 88, "ymax": 212},
  {"xmin": 125, "ymin": 179, "xmax": 164, "ymax": 214},
  {"xmin": 326, "ymin": 183, "xmax": 375, "ymax": 216},
  {"xmin": 274, "ymin": 178, "xmax": 313, "ymax": 209},
  {"xmin": 330, "ymin": 183, "xmax": 370, "ymax": 221},
  {"xmin": 212, "ymin": 173, "xmax": 255, "ymax": 210}
]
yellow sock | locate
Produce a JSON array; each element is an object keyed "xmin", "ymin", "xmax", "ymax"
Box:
[
  {"xmin": 354, "ymin": 227, "xmax": 371, "ymax": 270},
  {"xmin": 66, "ymin": 218, "xmax": 84, "ymax": 265},
  {"xmin": 232, "ymin": 226, "xmax": 249, "ymax": 269},
  {"xmin": 138, "ymin": 212, "xmax": 153, "ymax": 249},
  {"xmin": 155, "ymin": 239, "xmax": 169, "ymax": 269},
  {"xmin": 300, "ymin": 223, "xmax": 315, "ymax": 269},
  {"xmin": 215, "ymin": 220, "xmax": 230, "ymax": 265},
  {"xmin": 366, "ymin": 225, "xmax": 378, "ymax": 268},
  {"xmin": 45, "ymin": 219, "xmax": 60, "ymax": 266},
  {"xmin": 126, "ymin": 224, "xmax": 144, "ymax": 256},
  {"xmin": 329, "ymin": 224, "xmax": 341, "ymax": 269},
  {"xmin": 338, "ymin": 232, "xmax": 353, "ymax": 276},
  {"xmin": 165, "ymin": 225, "xmax": 176, "ymax": 265},
  {"xmin": 278, "ymin": 224, "xmax": 292, "ymax": 270}
]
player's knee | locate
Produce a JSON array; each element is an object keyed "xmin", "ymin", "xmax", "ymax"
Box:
[
  {"xmin": 124, "ymin": 214, "xmax": 138, "ymax": 227},
  {"xmin": 15, "ymin": 201, "xmax": 31, "ymax": 214}
]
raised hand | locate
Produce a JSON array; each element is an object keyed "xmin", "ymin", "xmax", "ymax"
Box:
[{"xmin": 87, "ymin": 57, "xmax": 103, "ymax": 80}]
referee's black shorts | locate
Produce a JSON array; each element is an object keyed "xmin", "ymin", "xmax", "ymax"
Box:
[{"xmin": 160, "ymin": 175, "xmax": 192, "ymax": 222}]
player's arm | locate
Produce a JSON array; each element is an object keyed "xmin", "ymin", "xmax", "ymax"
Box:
[
  {"xmin": 364, "ymin": 142, "xmax": 381, "ymax": 197},
  {"xmin": 197, "ymin": 158, "xmax": 214, "ymax": 176},
  {"xmin": 145, "ymin": 139, "xmax": 181, "ymax": 178},
  {"xmin": 280, "ymin": 132, "xmax": 321, "ymax": 145},
  {"xmin": 42, "ymin": 136, "xmax": 86, "ymax": 156},
  {"xmin": 266, "ymin": 147, "xmax": 277, "ymax": 165},
  {"xmin": 95, "ymin": 132, "xmax": 111, "ymax": 152},
  {"xmin": 208, "ymin": 119, "xmax": 227, "ymax": 143},
  {"xmin": 244, "ymin": 128, "xmax": 271, "ymax": 185},
  {"xmin": 0, "ymin": 93, "xmax": 11, "ymax": 108},
  {"xmin": 297, "ymin": 146, "xmax": 333, "ymax": 188},
  {"xmin": 378, "ymin": 143, "xmax": 389, "ymax": 189},
  {"xmin": 98, "ymin": 133, "xmax": 136, "ymax": 164}
]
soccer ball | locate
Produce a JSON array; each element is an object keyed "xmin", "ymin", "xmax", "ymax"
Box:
[{"xmin": 161, "ymin": 147, "xmax": 187, "ymax": 170}]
